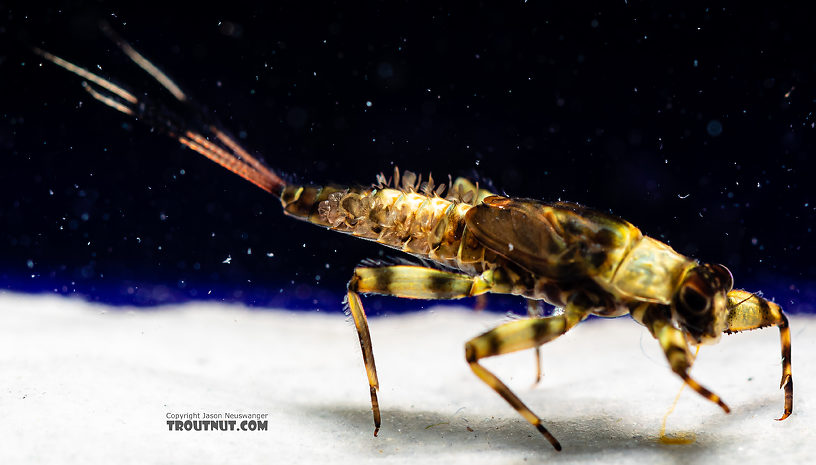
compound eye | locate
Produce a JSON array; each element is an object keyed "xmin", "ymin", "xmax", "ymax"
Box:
[{"xmin": 681, "ymin": 285, "xmax": 710, "ymax": 314}]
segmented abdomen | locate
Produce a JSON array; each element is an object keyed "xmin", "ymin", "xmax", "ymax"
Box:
[{"xmin": 279, "ymin": 183, "xmax": 475, "ymax": 269}]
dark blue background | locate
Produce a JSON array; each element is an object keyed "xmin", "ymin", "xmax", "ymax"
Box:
[{"xmin": 1, "ymin": 2, "xmax": 813, "ymax": 315}]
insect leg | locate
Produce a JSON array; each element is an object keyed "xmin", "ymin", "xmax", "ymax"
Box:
[
  {"xmin": 632, "ymin": 304, "xmax": 731, "ymax": 413},
  {"xmin": 345, "ymin": 290, "xmax": 381, "ymax": 436},
  {"xmin": 725, "ymin": 290, "xmax": 793, "ymax": 420},
  {"xmin": 526, "ymin": 299, "xmax": 544, "ymax": 386},
  {"xmin": 464, "ymin": 298, "xmax": 588, "ymax": 451},
  {"xmin": 346, "ymin": 264, "xmax": 496, "ymax": 437}
]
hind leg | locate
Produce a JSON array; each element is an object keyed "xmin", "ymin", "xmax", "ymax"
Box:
[{"xmin": 345, "ymin": 265, "xmax": 497, "ymax": 435}]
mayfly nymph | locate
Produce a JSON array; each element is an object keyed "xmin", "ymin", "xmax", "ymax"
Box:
[{"xmin": 33, "ymin": 30, "xmax": 793, "ymax": 451}]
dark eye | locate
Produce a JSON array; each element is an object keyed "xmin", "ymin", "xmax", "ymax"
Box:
[{"xmin": 681, "ymin": 286, "xmax": 710, "ymax": 313}]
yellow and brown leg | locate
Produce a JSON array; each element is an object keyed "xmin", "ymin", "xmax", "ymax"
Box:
[
  {"xmin": 526, "ymin": 298, "xmax": 545, "ymax": 385},
  {"xmin": 632, "ymin": 304, "xmax": 731, "ymax": 413},
  {"xmin": 346, "ymin": 265, "xmax": 497, "ymax": 436},
  {"xmin": 725, "ymin": 289, "xmax": 793, "ymax": 420},
  {"xmin": 464, "ymin": 298, "xmax": 588, "ymax": 451}
]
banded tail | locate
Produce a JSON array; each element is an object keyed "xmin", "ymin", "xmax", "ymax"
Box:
[
  {"xmin": 34, "ymin": 23, "xmax": 286, "ymax": 197},
  {"xmin": 35, "ymin": 27, "xmax": 498, "ymax": 266}
]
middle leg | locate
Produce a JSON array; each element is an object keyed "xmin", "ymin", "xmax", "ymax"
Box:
[
  {"xmin": 465, "ymin": 297, "xmax": 589, "ymax": 450},
  {"xmin": 526, "ymin": 298, "xmax": 545, "ymax": 385}
]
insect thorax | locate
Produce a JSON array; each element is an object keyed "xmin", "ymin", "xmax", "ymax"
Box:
[{"xmin": 609, "ymin": 236, "xmax": 695, "ymax": 304}]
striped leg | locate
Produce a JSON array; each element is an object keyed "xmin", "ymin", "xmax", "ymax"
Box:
[
  {"xmin": 346, "ymin": 265, "xmax": 496, "ymax": 436},
  {"xmin": 632, "ymin": 304, "xmax": 731, "ymax": 414},
  {"xmin": 464, "ymin": 298, "xmax": 588, "ymax": 451},
  {"xmin": 726, "ymin": 290, "xmax": 793, "ymax": 420}
]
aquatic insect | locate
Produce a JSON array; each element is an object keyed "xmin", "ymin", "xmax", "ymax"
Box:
[{"xmin": 34, "ymin": 30, "xmax": 793, "ymax": 451}]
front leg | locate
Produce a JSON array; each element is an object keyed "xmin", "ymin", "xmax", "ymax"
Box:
[
  {"xmin": 346, "ymin": 265, "xmax": 497, "ymax": 436},
  {"xmin": 631, "ymin": 304, "xmax": 731, "ymax": 413},
  {"xmin": 725, "ymin": 290, "xmax": 793, "ymax": 420}
]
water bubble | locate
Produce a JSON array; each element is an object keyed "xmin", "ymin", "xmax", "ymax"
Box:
[
  {"xmin": 706, "ymin": 120, "xmax": 723, "ymax": 136},
  {"xmin": 377, "ymin": 62, "xmax": 394, "ymax": 79}
]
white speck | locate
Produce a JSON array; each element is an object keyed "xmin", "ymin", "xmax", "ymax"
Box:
[
  {"xmin": 266, "ymin": 252, "xmax": 275, "ymax": 258},
  {"xmin": 222, "ymin": 256, "xmax": 232, "ymax": 264},
  {"xmin": 678, "ymin": 193, "xmax": 690, "ymax": 199},
  {"xmin": 366, "ymin": 101, "xmax": 372, "ymax": 107},
  {"xmin": 247, "ymin": 247, "xmax": 252, "ymax": 255},
  {"xmin": 508, "ymin": 243, "xmax": 514, "ymax": 251}
]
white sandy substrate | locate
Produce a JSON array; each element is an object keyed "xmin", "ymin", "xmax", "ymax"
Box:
[{"xmin": 0, "ymin": 292, "xmax": 813, "ymax": 464}]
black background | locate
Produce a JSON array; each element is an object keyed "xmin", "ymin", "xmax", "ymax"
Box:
[{"xmin": 1, "ymin": 2, "xmax": 813, "ymax": 314}]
